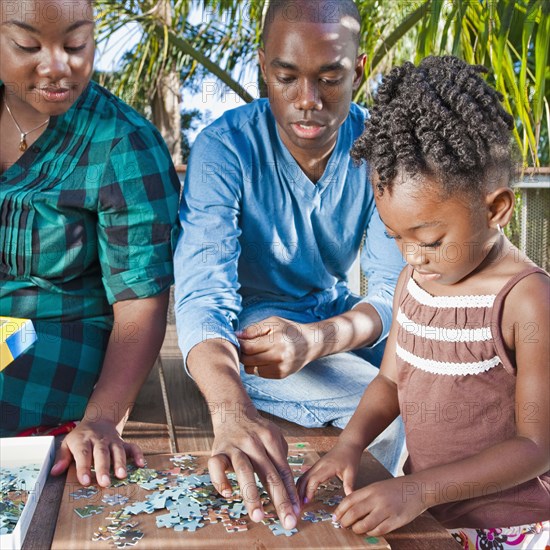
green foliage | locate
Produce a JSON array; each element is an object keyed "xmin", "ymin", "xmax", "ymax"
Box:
[
  {"xmin": 95, "ymin": 1, "xmax": 257, "ymax": 107},
  {"xmin": 181, "ymin": 108, "xmax": 211, "ymax": 163},
  {"xmin": 505, "ymin": 188, "xmax": 523, "ymax": 245},
  {"xmin": 352, "ymin": 0, "xmax": 550, "ymax": 167},
  {"xmin": 94, "ymin": 0, "xmax": 549, "ymax": 166}
]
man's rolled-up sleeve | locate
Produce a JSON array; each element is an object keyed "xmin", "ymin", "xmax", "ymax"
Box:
[{"xmin": 174, "ymin": 129, "xmax": 244, "ymax": 371}]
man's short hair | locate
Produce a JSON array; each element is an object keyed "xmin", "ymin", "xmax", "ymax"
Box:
[{"xmin": 262, "ymin": 0, "xmax": 361, "ymax": 47}]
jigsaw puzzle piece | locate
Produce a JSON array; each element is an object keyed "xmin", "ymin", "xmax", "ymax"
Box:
[
  {"xmin": 172, "ymin": 518, "xmax": 203, "ymax": 532},
  {"xmin": 124, "ymin": 501, "xmax": 155, "ymax": 515},
  {"xmin": 155, "ymin": 512, "xmax": 180, "ymax": 529},
  {"xmin": 228, "ymin": 501, "xmax": 247, "ymax": 518},
  {"xmin": 320, "ymin": 494, "xmax": 343, "ymax": 506},
  {"xmin": 69, "ymin": 487, "xmax": 99, "ymax": 500},
  {"xmin": 268, "ymin": 520, "xmax": 298, "ymax": 537},
  {"xmin": 102, "ymin": 494, "xmax": 130, "ymax": 506},
  {"xmin": 92, "ymin": 527, "xmax": 118, "ymax": 542},
  {"xmin": 318, "ymin": 480, "xmax": 341, "ymax": 491},
  {"xmin": 127, "ymin": 468, "xmax": 158, "ymax": 485},
  {"xmin": 222, "ymin": 518, "xmax": 248, "ymax": 533},
  {"xmin": 74, "ymin": 505, "xmax": 104, "ymax": 518},
  {"xmin": 260, "ymin": 512, "xmax": 277, "ymax": 525},
  {"xmin": 138, "ymin": 478, "xmax": 168, "ymax": 491},
  {"xmin": 106, "ymin": 509, "xmax": 133, "ymax": 524},
  {"xmin": 112, "ymin": 529, "xmax": 144, "ymax": 548},
  {"xmin": 302, "ymin": 509, "xmax": 332, "ymax": 523}
]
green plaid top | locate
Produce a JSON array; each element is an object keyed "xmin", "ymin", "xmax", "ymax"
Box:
[{"xmin": 0, "ymin": 81, "xmax": 180, "ymax": 434}]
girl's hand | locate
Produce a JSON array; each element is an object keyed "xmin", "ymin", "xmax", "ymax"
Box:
[
  {"xmin": 297, "ymin": 443, "xmax": 363, "ymax": 504},
  {"xmin": 50, "ymin": 419, "xmax": 145, "ymax": 487},
  {"xmin": 334, "ymin": 477, "xmax": 427, "ymax": 536}
]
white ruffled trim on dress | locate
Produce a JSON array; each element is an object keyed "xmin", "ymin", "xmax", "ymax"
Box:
[
  {"xmin": 407, "ymin": 277, "xmax": 496, "ymax": 309},
  {"xmin": 397, "ymin": 309, "xmax": 493, "ymax": 342},
  {"xmin": 396, "ymin": 343, "xmax": 501, "ymax": 376}
]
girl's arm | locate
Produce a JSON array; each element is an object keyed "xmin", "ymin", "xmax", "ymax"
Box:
[
  {"xmin": 297, "ymin": 268, "xmax": 407, "ymax": 501},
  {"xmin": 50, "ymin": 292, "xmax": 169, "ymax": 486},
  {"xmin": 334, "ymin": 272, "xmax": 550, "ymax": 536}
]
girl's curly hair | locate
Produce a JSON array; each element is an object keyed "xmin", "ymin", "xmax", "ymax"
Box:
[{"xmin": 351, "ymin": 56, "xmax": 515, "ymax": 197}]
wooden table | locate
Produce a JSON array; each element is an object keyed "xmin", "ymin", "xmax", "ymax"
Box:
[{"xmin": 21, "ymin": 326, "xmax": 459, "ymax": 549}]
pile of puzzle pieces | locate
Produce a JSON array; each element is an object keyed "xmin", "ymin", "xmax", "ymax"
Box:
[
  {"xmin": 0, "ymin": 464, "xmax": 40, "ymax": 535},
  {"xmin": 68, "ymin": 448, "xmax": 345, "ymax": 547}
]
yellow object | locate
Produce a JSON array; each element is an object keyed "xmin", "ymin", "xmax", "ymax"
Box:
[{"xmin": 0, "ymin": 317, "xmax": 37, "ymax": 372}]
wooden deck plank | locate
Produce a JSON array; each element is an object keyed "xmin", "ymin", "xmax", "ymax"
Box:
[{"xmin": 131, "ymin": 325, "xmax": 343, "ymax": 452}]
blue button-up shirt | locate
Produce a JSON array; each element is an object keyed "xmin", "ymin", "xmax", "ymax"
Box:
[{"xmin": 174, "ymin": 99, "xmax": 404, "ymax": 366}]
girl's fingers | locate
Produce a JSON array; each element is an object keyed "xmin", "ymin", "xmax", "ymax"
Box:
[
  {"xmin": 364, "ymin": 516, "xmax": 396, "ymax": 538},
  {"xmin": 342, "ymin": 466, "xmax": 356, "ymax": 495},
  {"xmin": 334, "ymin": 490, "xmax": 368, "ymax": 525},
  {"xmin": 296, "ymin": 469, "xmax": 321, "ymax": 503},
  {"xmin": 351, "ymin": 508, "xmax": 392, "ymax": 535}
]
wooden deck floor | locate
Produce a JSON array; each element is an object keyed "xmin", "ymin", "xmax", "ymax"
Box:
[{"xmin": 128, "ymin": 324, "xmax": 342, "ymax": 454}]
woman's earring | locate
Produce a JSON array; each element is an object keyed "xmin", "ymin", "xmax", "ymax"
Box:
[{"xmin": 497, "ymin": 223, "xmax": 503, "ymax": 234}]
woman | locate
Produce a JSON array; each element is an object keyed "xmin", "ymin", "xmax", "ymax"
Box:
[{"xmin": 0, "ymin": 0, "xmax": 180, "ymax": 487}]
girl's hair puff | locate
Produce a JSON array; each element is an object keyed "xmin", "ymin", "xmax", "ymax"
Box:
[{"xmin": 351, "ymin": 56, "xmax": 515, "ymax": 197}]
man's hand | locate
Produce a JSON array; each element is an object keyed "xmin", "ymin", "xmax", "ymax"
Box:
[
  {"xmin": 188, "ymin": 339, "xmax": 300, "ymax": 528},
  {"xmin": 50, "ymin": 419, "xmax": 145, "ymax": 486},
  {"xmin": 208, "ymin": 405, "xmax": 300, "ymax": 530},
  {"xmin": 238, "ymin": 316, "xmax": 319, "ymax": 378}
]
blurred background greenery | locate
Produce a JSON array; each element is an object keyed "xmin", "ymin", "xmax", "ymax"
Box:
[{"xmin": 94, "ymin": 0, "xmax": 548, "ymax": 166}]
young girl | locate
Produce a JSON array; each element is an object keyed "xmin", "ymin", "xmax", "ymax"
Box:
[{"xmin": 297, "ymin": 56, "xmax": 549, "ymax": 549}]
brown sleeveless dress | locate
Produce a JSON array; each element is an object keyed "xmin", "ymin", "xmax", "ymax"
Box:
[{"xmin": 396, "ymin": 266, "xmax": 550, "ymax": 528}]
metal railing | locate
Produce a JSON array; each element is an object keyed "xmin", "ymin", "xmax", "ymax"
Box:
[{"xmin": 512, "ymin": 168, "xmax": 549, "ymax": 272}]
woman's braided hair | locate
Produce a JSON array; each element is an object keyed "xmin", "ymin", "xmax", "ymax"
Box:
[{"xmin": 351, "ymin": 56, "xmax": 515, "ymax": 197}]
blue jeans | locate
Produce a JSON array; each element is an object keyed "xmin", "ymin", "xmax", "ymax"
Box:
[{"xmin": 238, "ymin": 288, "xmax": 405, "ymax": 476}]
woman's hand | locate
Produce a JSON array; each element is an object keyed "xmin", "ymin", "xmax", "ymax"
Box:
[
  {"xmin": 50, "ymin": 294, "xmax": 168, "ymax": 486},
  {"xmin": 50, "ymin": 419, "xmax": 144, "ymax": 487}
]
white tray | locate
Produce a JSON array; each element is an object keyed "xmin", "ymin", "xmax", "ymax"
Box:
[{"xmin": 0, "ymin": 436, "xmax": 55, "ymax": 550}]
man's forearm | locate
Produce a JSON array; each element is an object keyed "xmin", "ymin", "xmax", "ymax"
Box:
[{"xmin": 187, "ymin": 339, "xmax": 258, "ymax": 427}]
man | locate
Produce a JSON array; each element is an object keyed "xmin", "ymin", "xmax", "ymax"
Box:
[{"xmin": 174, "ymin": 0, "xmax": 405, "ymax": 530}]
